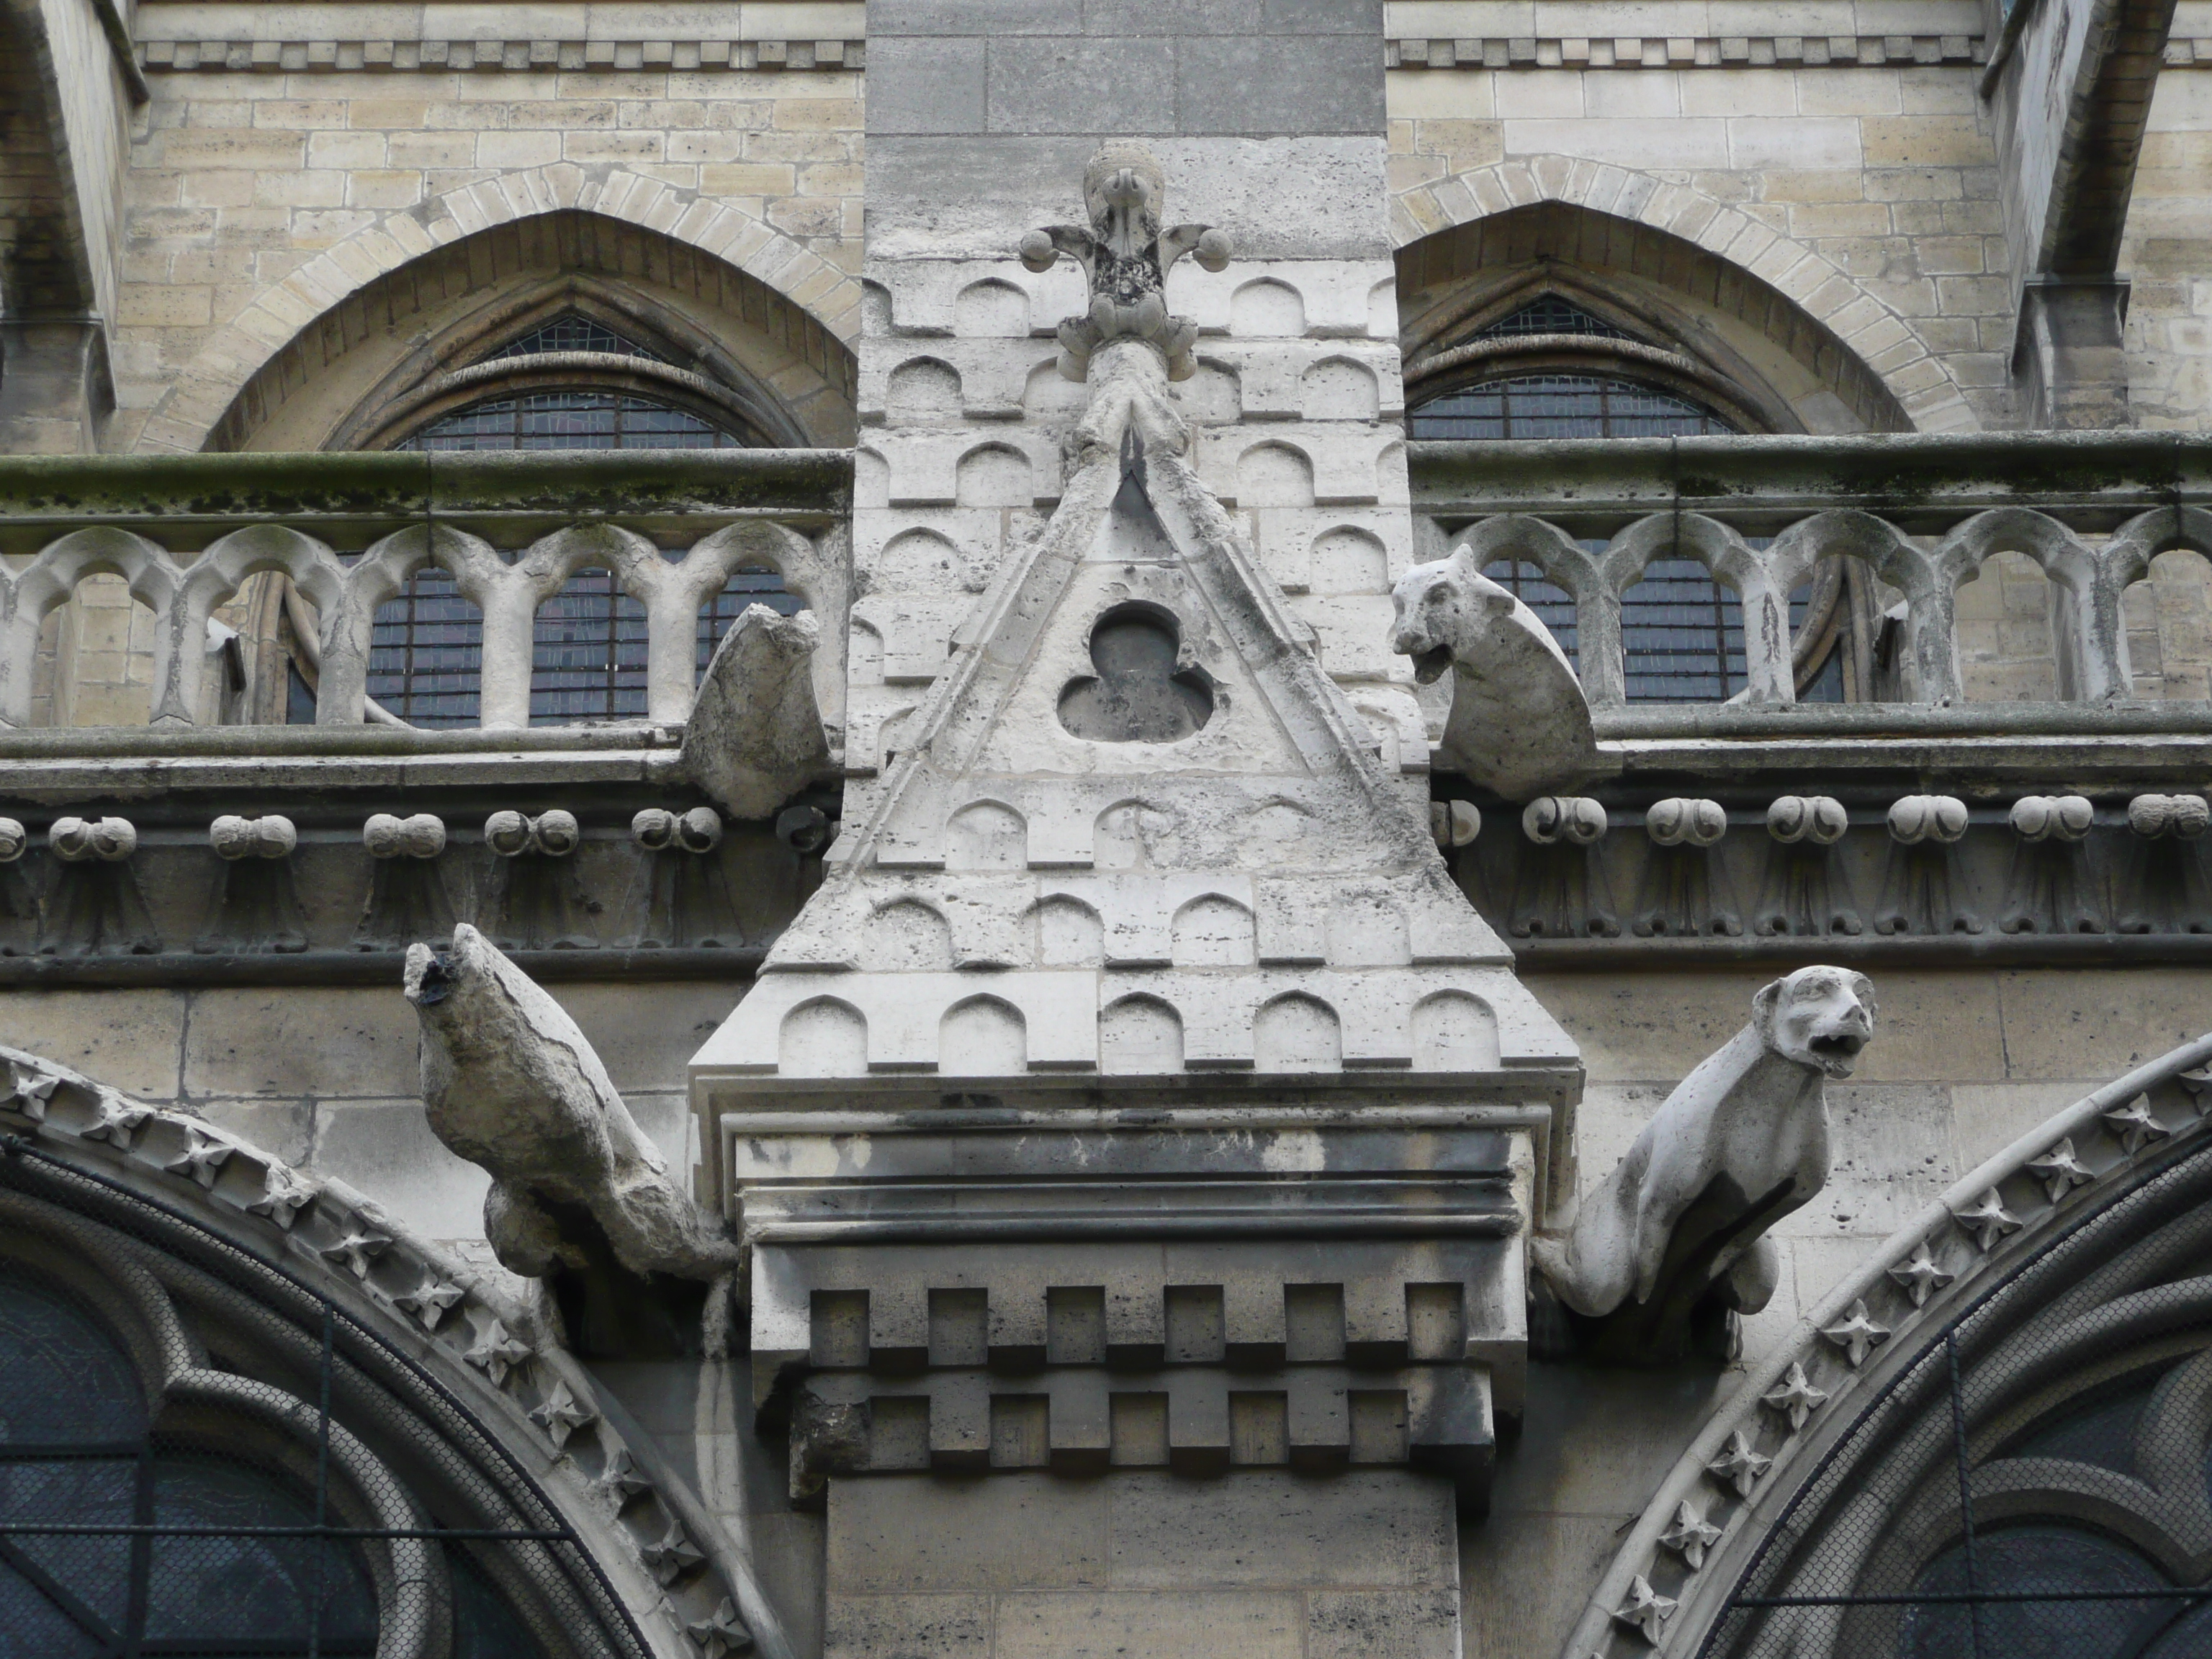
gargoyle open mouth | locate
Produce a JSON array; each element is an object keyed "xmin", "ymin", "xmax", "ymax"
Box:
[
  {"xmin": 1808, "ymin": 1030, "xmax": 1866, "ymax": 1074},
  {"xmin": 1412, "ymin": 644, "xmax": 1452, "ymax": 685}
]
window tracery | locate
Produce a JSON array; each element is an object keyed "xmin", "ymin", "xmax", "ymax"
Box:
[
  {"xmin": 1700, "ymin": 1133, "xmax": 2212, "ymax": 1659},
  {"xmin": 0, "ymin": 1130, "xmax": 647, "ymax": 1659},
  {"xmin": 1406, "ymin": 292, "xmax": 1856, "ymax": 703}
]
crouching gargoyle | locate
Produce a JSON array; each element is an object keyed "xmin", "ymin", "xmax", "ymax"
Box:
[
  {"xmin": 1390, "ymin": 545, "xmax": 1601, "ymax": 800},
  {"xmin": 405, "ymin": 924, "xmax": 740, "ymax": 1355},
  {"xmin": 1532, "ymin": 965, "xmax": 1876, "ymax": 1364}
]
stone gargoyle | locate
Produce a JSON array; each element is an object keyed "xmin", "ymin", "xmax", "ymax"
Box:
[
  {"xmin": 1020, "ymin": 140, "xmax": 1232, "ymax": 382},
  {"xmin": 1391, "ymin": 546, "xmax": 1600, "ymax": 800},
  {"xmin": 405, "ymin": 924, "xmax": 741, "ymax": 1354},
  {"xmin": 1532, "ymin": 965, "xmax": 1876, "ymax": 1364},
  {"xmin": 682, "ymin": 604, "xmax": 831, "ymax": 821}
]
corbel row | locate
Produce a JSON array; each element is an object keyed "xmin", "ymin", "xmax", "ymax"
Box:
[
  {"xmin": 0, "ymin": 807, "xmax": 757, "ymax": 959},
  {"xmin": 1439, "ymin": 790, "xmax": 2212, "ymax": 943}
]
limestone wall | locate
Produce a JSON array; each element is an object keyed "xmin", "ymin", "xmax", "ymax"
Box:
[
  {"xmin": 115, "ymin": 1, "xmax": 866, "ymax": 453},
  {"xmin": 2123, "ymin": 11, "xmax": 2212, "ymax": 432},
  {"xmin": 0, "ymin": 977, "xmax": 750, "ymax": 1247}
]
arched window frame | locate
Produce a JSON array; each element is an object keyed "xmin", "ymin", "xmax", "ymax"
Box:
[
  {"xmin": 1560, "ymin": 1038, "xmax": 2212, "ymax": 1659},
  {"xmin": 340, "ymin": 282, "xmax": 812, "ymax": 452},
  {"xmin": 1405, "ymin": 289, "xmax": 1861, "ymax": 704},
  {"xmin": 0, "ymin": 1043, "xmax": 785, "ymax": 1658}
]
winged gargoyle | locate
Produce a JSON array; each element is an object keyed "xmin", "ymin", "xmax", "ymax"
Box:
[{"xmin": 1020, "ymin": 140, "xmax": 1232, "ymax": 382}]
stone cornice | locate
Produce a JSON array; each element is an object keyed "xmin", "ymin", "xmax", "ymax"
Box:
[
  {"xmin": 1386, "ymin": 33, "xmax": 1984, "ymax": 68},
  {"xmin": 140, "ymin": 35, "xmax": 862, "ymax": 71}
]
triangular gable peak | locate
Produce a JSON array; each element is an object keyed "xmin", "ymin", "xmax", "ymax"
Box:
[{"xmin": 694, "ymin": 351, "xmax": 1576, "ymax": 1093}]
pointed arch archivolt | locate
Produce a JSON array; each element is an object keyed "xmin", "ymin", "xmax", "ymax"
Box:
[
  {"xmin": 1390, "ymin": 158, "xmax": 1978, "ymax": 436},
  {"xmin": 133, "ymin": 165, "xmax": 862, "ymax": 454}
]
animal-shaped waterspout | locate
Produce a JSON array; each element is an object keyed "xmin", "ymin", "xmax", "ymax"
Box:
[
  {"xmin": 1390, "ymin": 545, "xmax": 1601, "ymax": 799},
  {"xmin": 1532, "ymin": 965, "xmax": 1877, "ymax": 1363}
]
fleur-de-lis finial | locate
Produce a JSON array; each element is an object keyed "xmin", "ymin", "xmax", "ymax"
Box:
[{"xmin": 1020, "ymin": 142, "xmax": 1231, "ymax": 383}]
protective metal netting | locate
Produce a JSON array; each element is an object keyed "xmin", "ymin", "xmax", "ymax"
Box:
[
  {"xmin": 0, "ymin": 1141, "xmax": 649, "ymax": 1659},
  {"xmin": 1702, "ymin": 1139, "xmax": 2212, "ymax": 1659}
]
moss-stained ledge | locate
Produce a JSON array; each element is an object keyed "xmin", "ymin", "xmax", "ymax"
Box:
[{"xmin": 0, "ymin": 448, "xmax": 853, "ymax": 554}]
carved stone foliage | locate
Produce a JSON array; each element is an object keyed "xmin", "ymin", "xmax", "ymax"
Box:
[
  {"xmin": 196, "ymin": 813, "xmax": 307, "ymax": 954},
  {"xmin": 40, "ymin": 814, "xmax": 158, "ymax": 956},
  {"xmin": 0, "ymin": 801, "xmax": 791, "ymax": 974},
  {"xmin": 405, "ymin": 924, "xmax": 742, "ymax": 1352},
  {"xmin": 621, "ymin": 807, "xmax": 743, "ymax": 949},
  {"xmin": 355, "ymin": 813, "xmax": 455, "ymax": 950},
  {"xmin": 1019, "ymin": 140, "xmax": 1231, "ymax": 382},
  {"xmin": 1532, "ymin": 965, "xmax": 1877, "ymax": 1365},
  {"xmin": 1563, "ymin": 1037, "xmax": 2212, "ymax": 1659},
  {"xmin": 1510, "ymin": 796, "xmax": 1617, "ymax": 938}
]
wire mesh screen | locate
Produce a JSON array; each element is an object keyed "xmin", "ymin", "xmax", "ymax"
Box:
[
  {"xmin": 1701, "ymin": 1144, "xmax": 2212, "ymax": 1659},
  {"xmin": 0, "ymin": 1143, "xmax": 647, "ymax": 1659}
]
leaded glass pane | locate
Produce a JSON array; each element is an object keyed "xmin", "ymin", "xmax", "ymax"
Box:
[
  {"xmin": 1475, "ymin": 297, "xmax": 1635, "ymax": 340},
  {"xmin": 0, "ymin": 1278, "xmax": 143, "ymax": 1444},
  {"xmin": 365, "ymin": 569, "xmax": 483, "ymax": 728},
  {"xmin": 1622, "ymin": 557, "xmax": 1746, "ymax": 701},
  {"xmin": 482, "ymin": 317, "xmax": 661, "ymax": 362},
  {"xmin": 143, "ymin": 1453, "xmax": 377, "ymax": 1652},
  {"xmin": 396, "ymin": 392, "xmax": 736, "ymax": 452},
  {"xmin": 1407, "ymin": 374, "xmax": 1733, "ymax": 441},
  {"xmin": 1897, "ymin": 1526, "xmax": 2172, "ymax": 1659},
  {"xmin": 531, "ymin": 568, "xmax": 649, "ymax": 724}
]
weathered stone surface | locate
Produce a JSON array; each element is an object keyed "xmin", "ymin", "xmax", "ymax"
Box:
[
  {"xmin": 1390, "ymin": 548, "xmax": 1597, "ymax": 799},
  {"xmin": 1532, "ymin": 966, "xmax": 1876, "ymax": 1363},
  {"xmin": 681, "ymin": 605, "xmax": 832, "ymax": 821},
  {"xmin": 405, "ymin": 923, "xmax": 739, "ymax": 1285}
]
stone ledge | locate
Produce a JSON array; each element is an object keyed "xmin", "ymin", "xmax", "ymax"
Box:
[
  {"xmin": 139, "ymin": 37, "xmax": 864, "ymax": 71},
  {"xmin": 1386, "ymin": 35, "xmax": 1984, "ymax": 68}
]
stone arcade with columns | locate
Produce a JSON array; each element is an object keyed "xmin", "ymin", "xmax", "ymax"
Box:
[{"xmin": 7, "ymin": 3, "xmax": 2212, "ymax": 1658}]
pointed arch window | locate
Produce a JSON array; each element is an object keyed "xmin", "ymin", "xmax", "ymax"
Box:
[
  {"xmin": 347, "ymin": 313, "xmax": 801, "ymax": 726},
  {"xmin": 1406, "ymin": 292, "xmax": 1850, "ymax": 703}
]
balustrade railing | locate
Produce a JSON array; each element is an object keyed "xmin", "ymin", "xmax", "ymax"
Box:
[
  {"xmin": 1408, "ymin": 431, "xmax": 2212, "ymax": 709},
  {"xmin": 0, "ymin": 451, "xmax": 850, "ymax": 732}
]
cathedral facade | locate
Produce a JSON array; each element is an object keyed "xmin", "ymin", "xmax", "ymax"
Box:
[{"xmin": 3, "ymin": 1, "xmax": 2212, "ymax": 1655}]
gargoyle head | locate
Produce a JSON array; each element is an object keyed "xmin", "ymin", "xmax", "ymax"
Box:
[
  {"xmin": 1084, "ymin": 141, "xmax": 1165, "ymax": 247},
  {"xmin": 1755, "ymin": 965, "xmax": 1877, "ymax": 1079},
  {"xmin": 1390, "ymin": 552, "xmax": 1518, "ymax": 685}
]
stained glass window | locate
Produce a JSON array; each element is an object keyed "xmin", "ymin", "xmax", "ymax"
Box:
[
  {"xmin": 531, "ymin": 567, "xmax": 649, "ymax": 724},
  {"xmin": 482, "ymin": 315, "xmax": 662, "ymax": 361},
  {"xmin": 1408, "ymin": 374, "xmax": 1732, "ymax": 441},
  {"xmin": 1474, "ymin": 296, "xmax": 1636, "ymax": 340},
  {"xmin": 0, "ymin": 1277, "xmax": 377, "ymax": 1658}
]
